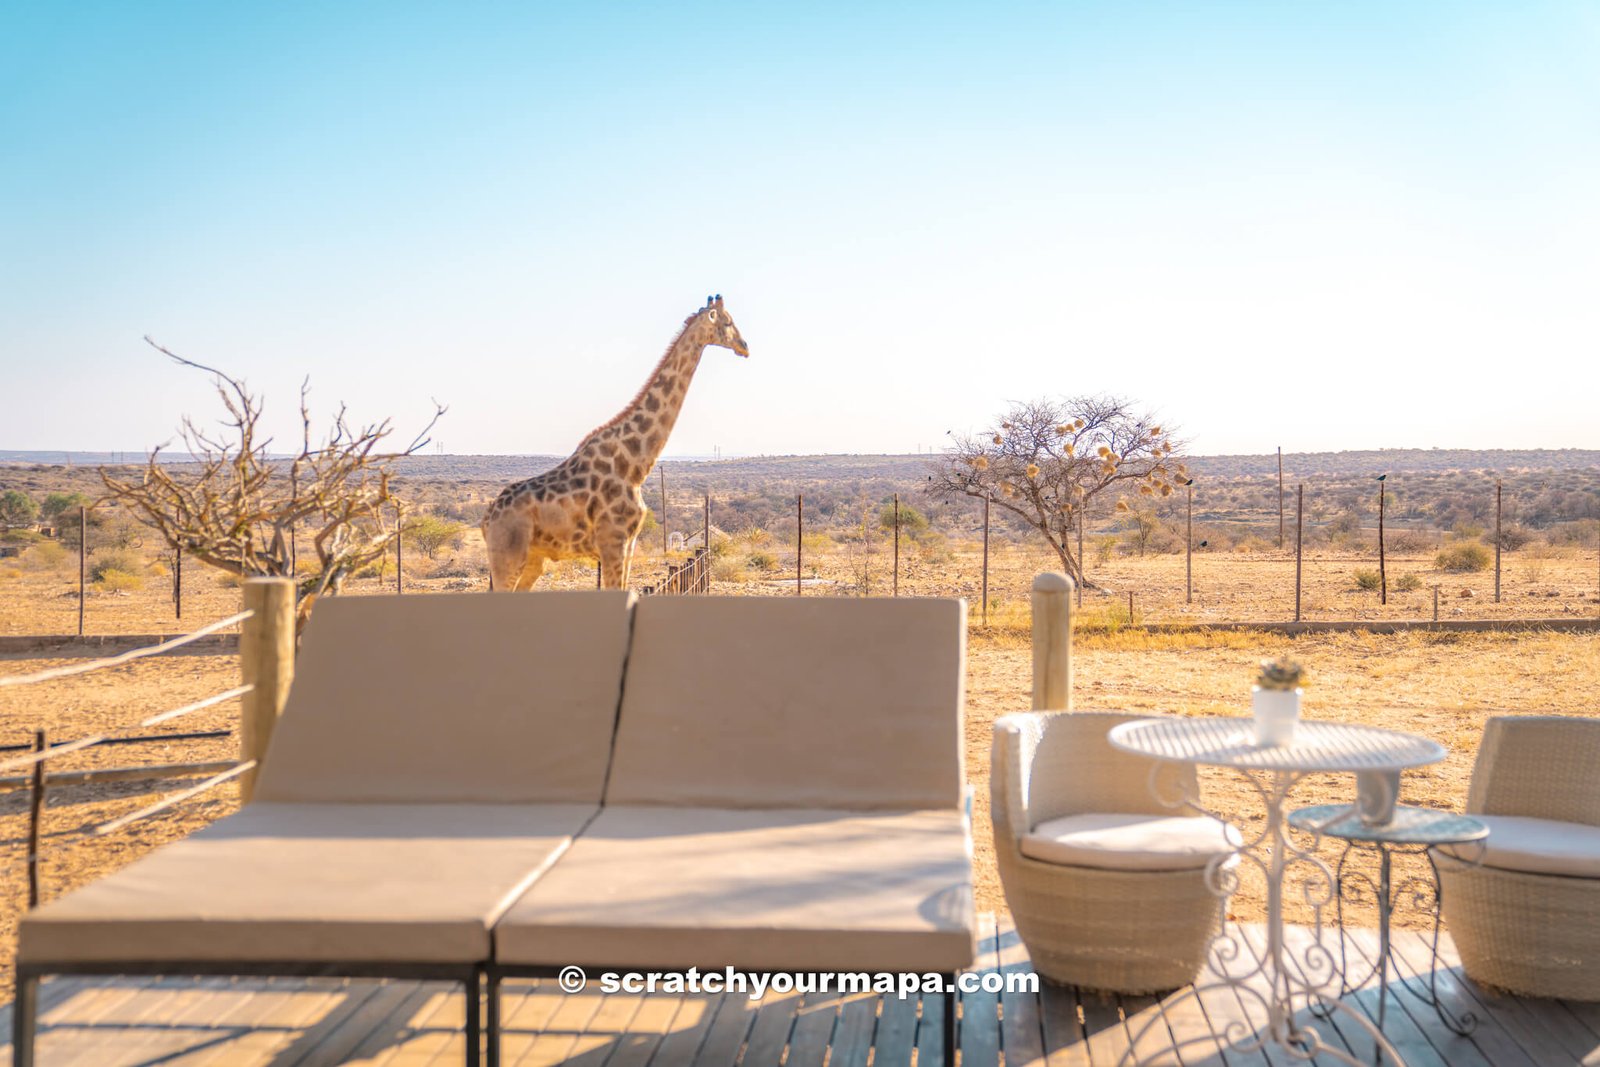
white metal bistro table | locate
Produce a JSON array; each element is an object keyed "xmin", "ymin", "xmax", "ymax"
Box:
[{"xmin": 1107, "ymin": 716, "xmax": 1447, "ymax": 1067}]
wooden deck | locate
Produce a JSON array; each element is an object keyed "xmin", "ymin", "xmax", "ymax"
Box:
[{"xmin": 4, "ymin": 915, "xmax": 1598, "ymax": 1066}]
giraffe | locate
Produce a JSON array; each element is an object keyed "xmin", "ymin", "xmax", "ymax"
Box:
[{"xmin": 481, "ymin": 295, "xmax": 748, "ymax": 591}]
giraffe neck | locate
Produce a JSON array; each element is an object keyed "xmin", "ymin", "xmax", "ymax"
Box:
[{"xmin": 579, "ymin": 320, "xmax": 708, "ymax": 482}]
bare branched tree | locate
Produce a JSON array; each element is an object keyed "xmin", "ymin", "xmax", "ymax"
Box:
[
  {"xmin": 928, "ymin": 395, "xmax": 1185, "ymax": 587},
  {"xmin": 100, "ymin": 339, "xmax": 445, "ymax": 616}
]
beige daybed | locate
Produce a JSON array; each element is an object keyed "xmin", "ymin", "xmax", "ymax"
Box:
[{"xmin": 15, "ymin": 591, "xmax": 634, "ymax": 1067}]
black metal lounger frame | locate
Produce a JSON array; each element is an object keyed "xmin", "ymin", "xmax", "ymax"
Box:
[{"xmin": 13, "ymin": 959, "xmax": 485, "ymax": 1067}]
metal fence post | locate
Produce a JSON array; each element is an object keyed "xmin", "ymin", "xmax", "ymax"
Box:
[
  {"xmin": 981, "ymin": 495, "xmax": 990, "ymax": 627},
  {"xmin": 77, "ymin": 506, "xmax": 86, "ymax": 636},
  {"xmin": 893, "ymin": 493, "xmax": 900, "ymax": 597},
  {"xmin": 27, "ymin": 730, "xmax": 46, "ymax": 908},
  {"xmin": 796, "ymin": 494, "xmax": 804, "ymax": 596},
  {"xmin": 1494, "ymin": 482, "xmax": 1502, "ymax": 604},
  {"xmin": 239, "ymin": 578, "xmax": 296, "ymax": 805},
  {"xmin": 1031, "ymin": 573, "xmax": 1073, "ymax": 711},
  {"xmin": 1295, "ymin": 484, "xmax": 1304, "ymax": 623}
]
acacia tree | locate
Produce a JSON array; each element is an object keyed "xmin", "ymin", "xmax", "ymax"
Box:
[
  {"xmin": 929, "ymin": 395, "xmax": 1185, "ymax": 586},
  {"xmin": 100, "ymin": 340, "xmax": 444, "ymax": 618}
]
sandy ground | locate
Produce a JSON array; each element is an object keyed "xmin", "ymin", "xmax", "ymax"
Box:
[
  {"xmin": 4, "ymin": 537, "xmax": 1598, "ymax": 636},
  {"xmin": 2, "ymin": 623, "xmax": 1597, "ymax": 1000}
]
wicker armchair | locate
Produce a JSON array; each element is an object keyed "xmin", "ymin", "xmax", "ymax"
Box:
[
  {"xmin": 1439, "ymin": 715, "xmax": 1600, "ymax": 1000},
  {"xmin": 991, "ymin": 710, "xmax": 1233, "ymax": 993}
]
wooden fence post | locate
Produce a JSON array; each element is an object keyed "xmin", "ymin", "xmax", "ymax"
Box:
[
  {"xmin": 1278, "ymin": 446, "xmax": 1285, "ymax": 550},
  {"xmin": 173, "ymin": 544, "xmax": 182, "ymax": 620},
  {"xmin": 239, "ymin": 578, "xmax": 296, "ymax": 805},
  {"xmin": 1031, "ymin": 573, "xmax": 1073, "ymax": 711},
  {"xmin": 1377, "ymin": 476, "xmax": 1388, "ymax": 605},
  {"xmin": 660, "ymin": 467, "xmax": 669, "ymax": 558}
]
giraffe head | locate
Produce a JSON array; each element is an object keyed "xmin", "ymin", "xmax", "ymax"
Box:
[{"xmin": 693, "ymin": 294, "xmax": 749, "ymax": 358}]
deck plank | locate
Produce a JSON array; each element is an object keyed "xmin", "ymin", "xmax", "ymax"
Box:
[
  {"xmin": 867, "ymin": 980, "xmax": 918, "ymax": 1067},
  {"xmin": 962, "ymin": 912, "xmax": 1002, "ymax": 1067},
  {"xmin": 733, "ymin": 986, "xmax": 800, "ymax": 1067},
  {"xmin": 546, "ymin": 981, "xmax": 649, "ymax": 1067},
  {"xmin": 296, "ymin": 981, "xmax": 426, "ymax": 1067},
  {"xmin": 647, "ymin": 992, "xmax": 727, "ymax": 1067},
  {"xmin": 1337, "ymin": 926, "xmax": 1478, "ymax": 1067},
  {"xmin": 1037, "ymin": 980, "xmax": 1089, "ymax": 1067},
  {"xmin": 997, "ymin": 917, "xmax": 1049, "ymax": 1067},
  {"xmin": 1431, "ymin": 935, "xmax": 1599, "ymax": 1067},
  {"xmin": 681, "ymin": 992, "xmax": 756, "ymax": 1067},
  {"xmin": 9, "ymin": 920, "xmax": 1598, "ymax": 1066},
  {"xmin": 828, "ymin": 993, "xmax": 880, "ymax": 1067},
  {"xmin": 1381, "ymin": 928, "xmax": 1540, "ymax": 1067}
]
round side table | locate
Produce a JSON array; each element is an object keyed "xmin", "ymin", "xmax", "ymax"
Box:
[{"xmin": 1288, "ymin": 803, "xmax": 1487, "ymax": 1048}]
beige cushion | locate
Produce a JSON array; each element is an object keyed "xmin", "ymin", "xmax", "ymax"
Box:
[
  {"xmin": 255, "ymin": 591, "xmax": 632, "ymax": 804},
  {"xmin": 494, "ymin": 806, "xmax": 975, "ymax": 973},
  {"xmin": 1458, "ymin": 815, "xmax": 1600, "ymax": 878},
  {"xmin": 19, "ymin": 803, "xmax": 593, "ymax": 965},
  {"xmin": 607, "ymin": 597, "xmax": 966, "ymax": 810},
  {"xmin": 1021, "ymin": 813, "xmax": 1243, "ymax": 872}
]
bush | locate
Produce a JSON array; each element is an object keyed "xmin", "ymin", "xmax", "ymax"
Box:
[
  {"xmin": 0, "ymin": 490, "xmax": 39, "ymax": 527},
  {"xmin": 747, "ymin": 551, "xmax": 778, "ymax": 573},
  {"xmin": 1489, "ymin": 525, "xmax": 1533, "ymax": 551},
  {"xmin": 2, "ymin": 528, "xmax": 42, "ymax": 546},
  {"xmin": 1353, "ymin": 569, "xmax": 1382, "ymax": 591},
  {"xmin": 23, "ymin": 542, "xmax": 67, "ymax": 570},
  {"xmin": 95, "ymin": 568, "xmax": 144, "ymax": 592},
  {"xmin": 90, "ymin": 549, "xmax": 144, "ymax": 583},
  {"xmin": 1394, "ymin": 573, "xmax": 1423, "ymax": 592},
  {"xmin": 878, "ymin": 501, "xmax": 929, "ymax": 535},
  {"xmin": 1436, "ymin": 542, "xmax": 1491, "ymax": 573},
  {"xmin": 405, "ymin": 513, "xmax": 466, "ymax": 559},
  {"xmin": 1386, "ymin": 529, "xmax": 1433, "ymax": 553},
  {"xmin": 39, "ymin": 492, "xmax": 90, "ymax": 523}
]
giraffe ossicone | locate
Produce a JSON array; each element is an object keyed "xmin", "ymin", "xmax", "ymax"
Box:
[{"xmin": 480, "ymin": 296, "xmax": 748, "ymax": 591}]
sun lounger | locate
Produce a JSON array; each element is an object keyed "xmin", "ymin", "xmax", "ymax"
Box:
[
  {"xmin": 487, "ymin": 596, "xmax": 976, "ymax": 1065},
  {"xmin": 14, "ymin": 590, "xmax": 634, "ymax": 1067}
]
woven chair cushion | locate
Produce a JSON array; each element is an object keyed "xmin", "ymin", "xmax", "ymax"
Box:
[
  {"xmin": 1022, "ymin": 813, "xmax": 1242, "ymax": 872},
  {"xmin": 1451, "ymin": 815, "xmax": 1600, "ymax": 878}
]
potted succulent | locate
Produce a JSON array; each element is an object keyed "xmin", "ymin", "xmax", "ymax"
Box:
[{"xmin": 1253, "ymin": 656, "xmax": 1304, "ymax": 745}]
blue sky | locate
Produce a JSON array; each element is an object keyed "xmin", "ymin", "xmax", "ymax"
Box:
[{"xmin": 2, "ymin": 2, "xmax": 1596, "ymax": 456}]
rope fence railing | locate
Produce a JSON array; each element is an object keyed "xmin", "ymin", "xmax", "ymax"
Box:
[{"xmin": 1, "ymin": 587, "xmax": 293, "ymax": 910}]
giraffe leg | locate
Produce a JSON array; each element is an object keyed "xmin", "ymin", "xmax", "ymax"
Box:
[
  {"xmin": 597, "ymin": 537, "xmax": 628, "ymax": 590},
  {"xmin": 618, "ymin": 536, "xmax": 637, "ymax": 589},
  {"xmin": 511, "ymin": 554, "xmax": 548, "ymax": 592}
]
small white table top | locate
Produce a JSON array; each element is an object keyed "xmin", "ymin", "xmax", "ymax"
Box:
[{"xmin": 1108, "ymin": 716, "xmax": 1447, "ymax": 774}]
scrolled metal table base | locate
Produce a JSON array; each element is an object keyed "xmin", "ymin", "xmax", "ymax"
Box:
[{"xmin": 1117, "ymin": 767, "xmax": 1406, "ymax": 1067}]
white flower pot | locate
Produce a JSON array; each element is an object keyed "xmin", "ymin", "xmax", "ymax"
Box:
[{"xmin": 1252, "ymin": 686, "xmax": 1301, "ymax": 746}]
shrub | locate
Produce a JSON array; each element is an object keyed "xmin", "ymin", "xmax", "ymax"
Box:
[
  {"xmin": 1094, "ymin": 535, "xmax": 1118, "ymax": 565},
  {"xmin": 95, "ymin": 568, "xmax": 144, "ymax": 592},
  {"xmin": 1394, "ymin": 573, "xmax": 1423, "ymax": 592},
  {"xmin": 1353, "ymin": 569, "xmax": 1382, "ymax": 591},
  {"xmin": 39, "ymin": 492, "xmax": 90, "ymax": 523},
  {"xmin": 747, "ymin": 551, "xmax": 778, "ymax": 572},
  {"xmin": 1436, "ymin": 542, "xmax": 1491, "ymax": 573},
  {"xmin": 878, "ymin": 501, "xmax": 929, "ymax": 534},
  {"xmin": 23, "ymin": 542, "xmax": 68, "ymax": 570},
  {"xmin": 89, "ymin": 548, "xmax": 143, "ymax": 583},
  {"xmin": 711, "ymin": 556, "xmax": 750, "ymax": 583},
  {"xmin": 1488, "ymin": 525, "xmax": 1532, "ymax": 551},
  {"xmin": 1, "ymin": 528, "xmax": 42, "ymax": 545},
  {"xmin": 0, "ymin": 490, "xmax": 39, "ymax": 527},
  {"xmin": 1386, "ymin": 529, "xmax": 1433, "ymax": 553},
  {"xmin": 405, "ymin": 513, "xmax": 466, "ymax": 559}
]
